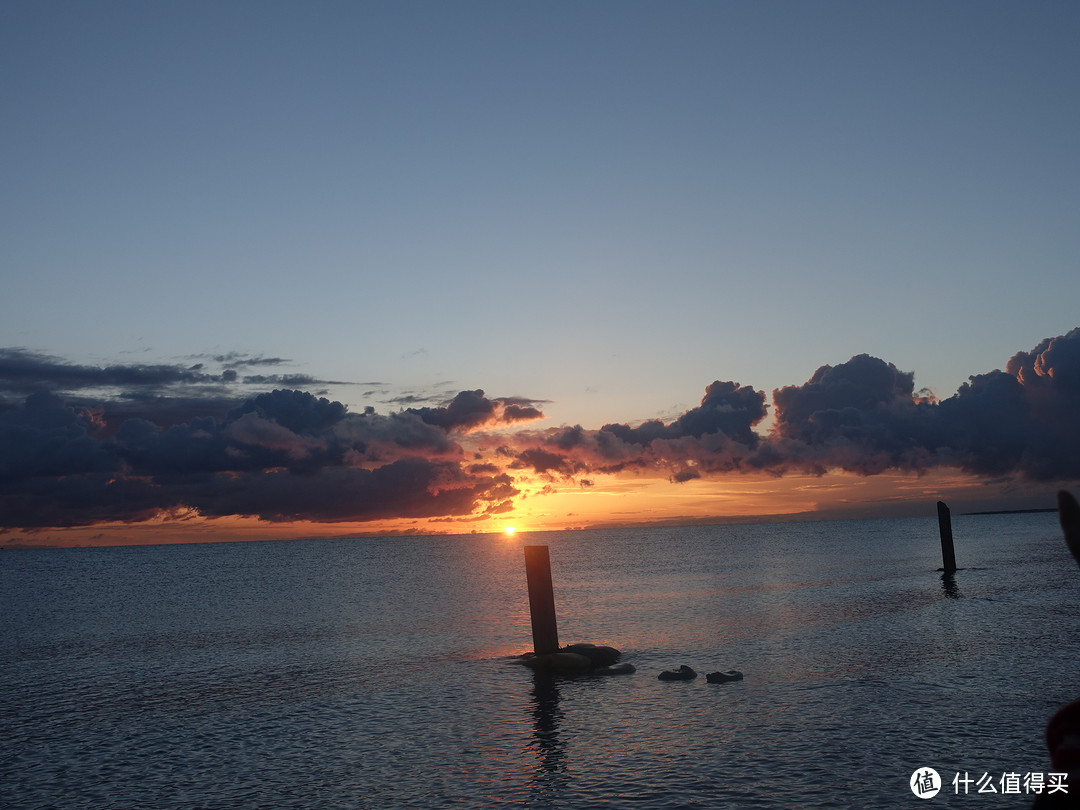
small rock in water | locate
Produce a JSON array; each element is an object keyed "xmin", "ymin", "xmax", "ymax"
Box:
[
  {"xmin": 658, "ymin": 665, "xmax": 697, "ymax": 681},
  {"xmin": 706, "ymin": 670, "xmax": 743, "ymax": 683},
  {"xmin": 563, "ymin": 642, "xmax": 621, "ymax": 668},
  {"xmin": 518, "ymin": 644, "xmax": 626, "ymax": 675}
]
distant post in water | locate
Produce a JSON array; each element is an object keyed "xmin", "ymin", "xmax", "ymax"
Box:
[
  {"xmin": 937, "ymin": 500, "xmax": 957, "ymax": 574},
  {"xmin": 524, "ymin": 545, "xmax": 560, "ymax": 655}
]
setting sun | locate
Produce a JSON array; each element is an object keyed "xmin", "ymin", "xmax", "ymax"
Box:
[{"xmin": 504, "ymin": 526, "xmax": 516, "ymax": 535}]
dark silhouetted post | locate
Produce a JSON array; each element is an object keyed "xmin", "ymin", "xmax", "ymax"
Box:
[
  {"xmin": 524, "ymin": 545, "xmax": 559, "ymax": 655},
  {"xmin": 938, "ymin": 500, "xmax": 957, "ymax": 574}
]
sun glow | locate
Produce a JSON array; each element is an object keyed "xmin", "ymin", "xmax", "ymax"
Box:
[{"xmin": 504, "ymin": 526, "xmax": 516, "ymax": 535}]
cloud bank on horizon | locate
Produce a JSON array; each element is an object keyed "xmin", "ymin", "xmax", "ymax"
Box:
[{"xmin": 2, "ymin": 329, "xmax": 1079, "ymax": 531}]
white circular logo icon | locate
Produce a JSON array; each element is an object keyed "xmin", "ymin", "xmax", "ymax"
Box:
[{"xmin": 910, "ymin": 768, "xmax": 941, "ymax": 798}]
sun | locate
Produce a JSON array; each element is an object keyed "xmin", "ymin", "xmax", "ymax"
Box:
[{"xmin": 504, "ymin": 526, "xmax": 516, "ymax": 535}]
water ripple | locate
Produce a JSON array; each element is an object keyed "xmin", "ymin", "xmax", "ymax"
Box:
[{"xmin": 2, "ymin": 513, "xmax": 1073, "ymax": 808}]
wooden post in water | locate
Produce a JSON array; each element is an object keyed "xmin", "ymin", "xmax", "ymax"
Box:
[
  {"xmin": 937, "ymin": 500, "xmax": 957, "ymax": 574},
  {"xmin": 524, "ymin": 545, "xmax": 560, "ymax": 655}
]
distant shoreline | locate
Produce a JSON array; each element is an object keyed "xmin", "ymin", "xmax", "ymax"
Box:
[{"xmin": 962, "ymin": 507, "xmax": 1058, "ymax": 516}]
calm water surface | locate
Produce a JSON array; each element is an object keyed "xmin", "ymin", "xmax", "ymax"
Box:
[{"xmin": 3, "ymin": 512, "xmax": 1077, "ymax": 808}]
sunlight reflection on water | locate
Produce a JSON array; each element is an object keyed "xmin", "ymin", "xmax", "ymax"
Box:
[{"xmin": 3, "ymin": 512, "xmax": 1077, "ymax": 808}]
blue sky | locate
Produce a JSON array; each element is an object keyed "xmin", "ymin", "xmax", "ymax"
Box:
[{"xmin": 3, "ymin": 0, "xmax": 1079, "ymax": 432}]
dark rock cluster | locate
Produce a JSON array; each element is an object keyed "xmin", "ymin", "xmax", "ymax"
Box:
[{"xmin": 517, "ymin": 643, "xmax": 635, "ymax": 676}]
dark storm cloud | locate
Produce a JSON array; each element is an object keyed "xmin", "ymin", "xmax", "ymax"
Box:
[
  {"xmin": 504, "ymin": 329, "xmax": 1080, "ymax": 485},
  {"xmin": 0, "ymin": 392, "xmax": 114, "ymax": 483},
  {"xmin": 0, "ymin": 354, "xmax": 540, "ymax": 530},
  {"xmin": 602, "ymin": 381, "xmax": 767, "ymax": 447},
  {"xmin": 761, "ymin": 326, "xmax": 1080, "ymax": 481},
  {"xmin": 501, "ymin": 401, "xmax": 546, "ymax": 422},
  {"xmin": 0, "ymin": 348, "xmax": 219, "ymax": 393},
  {"xmin": 94, "ymin": 394, "xmax": 249, "ymax": 432},
  {"xmin": 3, "ymin": 329, "xmax": 1079, "ymax": 531},
  {"xmin": 0, "ymin": 348, "xmax": 365, "ymax": 433},
  {"xmin": 0, "ymin": 472, "xmax": 175, "ymax": 528},
  {"xmin": 0, "ymin": 386, "xmax": 514, "ymax": 529},
  {"xmin": 757, "ymin": 329, "xmax": 1080, "ymax": 480},
  {"xmin": 0, "ymin": 348, "xmax": 346, "ymax": 401},
  {"xmin": 772, "ymin": 354, "xmax": 919, "ymax": 445},
  {"xmin": 509, "ymin": 448, "xmax": 584, "ymax": 477},
  {"xmin": 506, "ymin": 381, "xmax": 768, "ymax": 480},
  {"xmin": 226, "ymin": 388, "xmax": 348, "ymax": 434},
  {"xmin": 110, "ymin": 389, "xmax": 458, "ymax": 478},
  {"xmin": 407, "ymin": 389, "xmax": 545, "ymax": 431},
  {"xmin": 183, "ymin": 460, "xmax": 517, "ymax": 524},
  {"xmin": 764, "ymin": 354, "xmax": 936, "ymax": 475},
  {"xmin": 937, "ymin": 329, "xmax": 1080, "ymax": 479},
  {"xmin": 0, "ymin": 460, "xmax": 517, "ymax": 528}
]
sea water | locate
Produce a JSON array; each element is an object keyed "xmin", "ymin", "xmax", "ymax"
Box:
[{"xmin": 2, "ymin": 512, "xmax": 1076, "ymax": 808}]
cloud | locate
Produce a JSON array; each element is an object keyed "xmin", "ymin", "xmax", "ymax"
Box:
[
  {"xmin": 510, "ymin": 448, "xmax": 585, "ymax": 477},
  {"xmin": 0, "ymin": 392, "xmax": 114, "ymax": 483},
  {"xmin": 0, "ymin": 349, "xmax": 351, "ymax": 430},
  {"xmin": 938, "ymin": 328, "xmax": 1080, "ymax": 479},
  {"xmin": 407, "ymin": 389, "xmax": 545, "ymax": 431},
  {"xmin": 603, "ymin": 380, "xmax": 767, "ymax": 446},
  {"xmin": 3, "ymin": 329, "xmax": 1079, "ymax": 531},
  {"xmin": 500, "ymin": 399, "xmax": 546, "ymax": 423},
  {"xmin": 210, "ymin": 353, "xmax": 291, "ymax": 369},
  {"xmin": 501, "ymin": 329, "xmax": 1080, "ymax": 485},
  {"xmin": 0, "ymin": 348, "xmax": 219, "ymax": 394},
  {"xmin": 505, "ymin": 381, "xmax": 768, "ymax": 481},
  {"xmin": 110, "ymin": 389, "xmax": 461, "ymax": 478},
  {"xmin": 759, "ymin": 328, "xmax": 1080, "ymax": 480},
  {"xmin": 184, "ymin": 459, "xmax": 517, "ymax": 524},
  {"xmin": 764, "ymin": 354, "xmax": 935, "ymax": 475},
  {"xmin": 0, "ymin": 459, "xmax": 517, "ymax": 528},
  {"xmin": 0, "ymin": 387, "xmax": 515, "ymax": 529}
]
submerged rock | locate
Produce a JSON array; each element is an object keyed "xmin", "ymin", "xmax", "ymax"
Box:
[
  {"xmin": 658, "ymin": 665, "xmax": 697, "ymax": 681},
  {"xmin": 563, "ymin": 643, "xmax": 621, "ymax": 668},
  {"xmin": 516, "ymin": 643, "xmax": 626, "ymax": 675},
  {"xmin": 706, "ymin": 670, "xmax": 744, "ymax": 683}
]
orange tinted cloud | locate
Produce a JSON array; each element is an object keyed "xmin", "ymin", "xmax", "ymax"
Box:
[{"xmin": 3, "ymin": 329, "xmax": 1080, "ymax": 544}]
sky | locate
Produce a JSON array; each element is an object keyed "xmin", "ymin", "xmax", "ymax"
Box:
[{"xmin": 2, "ymin": 1, "xmax": 1079, "ymax": 546}]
